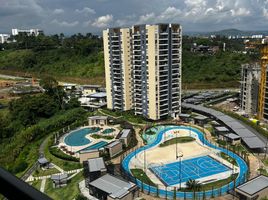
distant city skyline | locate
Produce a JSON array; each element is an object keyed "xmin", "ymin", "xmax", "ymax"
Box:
[{"xmin": 1, "ymin": 0, "xmax": 268, "ymax": 35}]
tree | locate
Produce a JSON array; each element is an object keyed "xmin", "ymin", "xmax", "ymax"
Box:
[
  {"xmin": 186, "ymin": 179, "xmax": 202, "ymax": 191},
  {"xmin": 40, "ymin": 76, "xmax": 67, "ymax": 109}
]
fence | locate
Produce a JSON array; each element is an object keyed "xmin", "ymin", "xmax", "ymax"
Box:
[{"xmin": 120, "ymin": 126, "xmax": 249, "ymax": 199}]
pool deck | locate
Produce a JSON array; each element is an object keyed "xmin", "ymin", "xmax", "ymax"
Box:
[{"xmin": 58, "ymin": 125, "xmax": 120, "ymax": 156}]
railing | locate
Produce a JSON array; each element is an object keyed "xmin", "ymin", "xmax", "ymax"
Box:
[
  {"xmin": 0, "ymin": 167, "xmax": 51, "ymax": 200},
  {"xmin": 121, "ymin": 126, "xmax": 248, "ymax": 199}
]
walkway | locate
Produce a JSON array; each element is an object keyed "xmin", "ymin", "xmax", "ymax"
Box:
[
  {"xmin": 122, "ymin": 125, "xmax": 248, "ymax": 199},
  {"xmin": 78, "ymin": 180, "xmax": 99, "ymax": 200},
  {"xmin": 40, "ymin": 178, "xmax": 46, "ymax": 192}
]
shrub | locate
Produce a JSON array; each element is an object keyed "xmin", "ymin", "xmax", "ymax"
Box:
[{"xmin": 49, "ymin": 147, "xmax": 79, "ymax": 162}]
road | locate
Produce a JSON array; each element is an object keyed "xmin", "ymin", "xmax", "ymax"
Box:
[{"xmin": 21, "ymin": 136, "xmax": 50, "ymax": 181}]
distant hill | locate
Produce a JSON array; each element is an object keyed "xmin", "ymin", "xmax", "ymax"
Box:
[{"xmin": 185, "ymin": 29, "xmax": 268, "ymax": 37}]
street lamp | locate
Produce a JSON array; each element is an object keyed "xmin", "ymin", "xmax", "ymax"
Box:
[{"xmin": 178, "ymin": 152, "xmax": 183, "ymax": 190}]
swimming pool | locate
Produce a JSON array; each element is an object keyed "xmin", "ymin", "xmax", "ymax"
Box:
[
  {"xmin": 79, "ymin": 141, "xmax": 108, "ymax": 151},
  {"xmin": 102, "ymin": 128, "xmax": 115, "ymax": 134},
  {"xmin": 64, "ymin": 127, "xmax": 100, "ymax": 146}
]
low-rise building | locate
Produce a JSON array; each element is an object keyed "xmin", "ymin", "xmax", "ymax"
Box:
[
  {"xmin": 116, "ymin": 129, "xmax": 131, "ymax": 147},
  {"xmin": 88, "ymin": 174, "xmax": 139, "ymax": 200},
  {"xmin": 84, "ymin": 157, "xmax": 107, "ymax": 182},
  {"xmin": 88, "ymin": 116, "xmax": 108, "ymax": 126},
  {"xmin": 179, "ymin": 113, "xmax": 191, "ymax": 122},
  {"xmin": 0, "ymin": 34, "xmax": 10, "ymax": 44},
  {"xmin": 222, "ymin": 133, "xmax": 241, "ymax": 145},
  {"xmin": 235, "ymin": 175, "xmax": 268, "ymax": 200},
  {"xmin": 105, "ymin": 141, "xmax": 122, "ymax": 158},
  {"xmin": 79, "ymin": 149, "xmax": 100, "ymax": 163},
  {"xmin": 82, "ymin": 85, "xmax": 102, "ymax": 96},
  {"xmin": 11, "ymin": 28, "xmax": 43, "ymax": 36},
  {"xmin": 214, "ymin": 126, "xmax": 230, "ymax": 139},
  {"xmin": 51, "ymin": 173, "xmax": 68, "ymax": 188},
  {"xmin": 193, "ymin": 115, "xmax": 208, "ymax": 126},
  {"xmin": 240, "ymin": 63, "xmax": 261, "ymax": 115}
]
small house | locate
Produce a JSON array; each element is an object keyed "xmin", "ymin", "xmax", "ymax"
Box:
[
  {"xmin": 105, "ymin": 141, "xmax": 123, "ymax": 158},
  {"xmin": 51, "ymin": 173, "xmax": 68, "ymax": 188},
  {"xmin": 88, "ymin": 116, "xmax": 108, "ymax": 126}
]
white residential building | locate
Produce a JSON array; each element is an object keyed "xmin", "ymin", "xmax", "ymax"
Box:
[
  {"xmin": 240, "ymin": 63, "xmax": 261, "ymax": 115},
  {"xmin": 11, "ymin": 28, "xmax": 43, "ymax": 36},
  {"xmin": 0, "ymin": 34, "xmax": 10, "ymax": 44}
]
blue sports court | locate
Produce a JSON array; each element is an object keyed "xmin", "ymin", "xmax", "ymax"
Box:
[{"xmin": 150, "ymin": 155, "xmax": 231, "ymax": 186}]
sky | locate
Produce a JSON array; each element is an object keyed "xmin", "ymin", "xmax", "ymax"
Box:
[{"xmin": 1, "ymin": 0, "xmax": 268, "ymax": 35}]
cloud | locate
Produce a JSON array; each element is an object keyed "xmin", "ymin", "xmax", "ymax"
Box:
[
  {"xmin": 159, "ymin": 6, "xmax": 182, "ymax": 21},
  {"xmin": 0, "ymin": 0, "xmax": 268, "ymax": 34},
  {"xmin": 51, "ymin": 19, "xmax": 79, "ymax": 27},
  {"xmin": 53, "ymin": 8, "xmax": 64, "ymax": 14},
  {"xmin": 231, "ymin": 8, "xmax": 251, "ymax": 16},
  {"xmin": 138, "ymin": 13, "xmax": 155, "ymax": 24},
  {"xmin": 92, "ymin": 14, "xmax": 113, "ymax": 28},
  {"xmin": 75, "ymin": 7, "xmax": 96, "ymax": 15}
]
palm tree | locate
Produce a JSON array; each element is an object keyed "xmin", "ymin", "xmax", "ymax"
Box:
[{"xmin": 186, "ymin": 179, "xmax": 202, "ymax": 191}]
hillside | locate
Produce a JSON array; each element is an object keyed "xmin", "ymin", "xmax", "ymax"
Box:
[
  {"xmin": 187, "ymin": 28, "xmax": 268, "ymax": 37},
  {"xmin": 0, "ymin": 33, "xmax": 258, "ymax": 88}
]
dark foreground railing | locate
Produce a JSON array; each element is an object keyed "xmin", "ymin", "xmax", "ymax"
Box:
[{"xmin": 0, "ymin": 167, "xmax": 51, "ymax": 200}]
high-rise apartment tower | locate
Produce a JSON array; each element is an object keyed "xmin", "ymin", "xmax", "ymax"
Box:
[{"xmin": 103, "ymin": 24, "xmax": 182, "ymax": 120}]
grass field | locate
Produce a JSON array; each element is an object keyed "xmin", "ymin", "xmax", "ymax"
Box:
[
  {"xmin": 45, "ymin": 172, "xmax": 84, "ymax": 200},
  {"xmin": 32, "ymin": 167, "xmax": 60, "ymax": 177},
  {"xmin": 160, "ymin": 137, "xmax": 196, "ymax": 147},
  {"xmin": 44, "ymin": 137, "xmax": 82, "ymax": 171},
  {"xmin": 131, "ymin": 169, "xmax": 156, "ymax": 186}
]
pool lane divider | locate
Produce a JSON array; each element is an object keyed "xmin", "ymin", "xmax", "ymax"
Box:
[{"xmin": 121, "ymin": 126, "xmax": 248, "ymax": 199}]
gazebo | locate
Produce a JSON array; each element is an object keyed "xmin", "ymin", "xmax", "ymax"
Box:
[{"xmin": 37, "ymin": 157, "xmax": 49, "ymax": 169}]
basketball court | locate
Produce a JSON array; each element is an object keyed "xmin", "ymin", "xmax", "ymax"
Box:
[{"xmin": 150, "ymin": 155, "xmax": 231, "ymax": 186}]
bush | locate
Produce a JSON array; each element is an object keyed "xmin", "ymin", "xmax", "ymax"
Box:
[
  {"xmin": 49, "ymin": 147, "xmax": 79, "ymax": 162},
  {"xmin": 11, "ymin": 160, "xmax": 28, "ymax": 174}
]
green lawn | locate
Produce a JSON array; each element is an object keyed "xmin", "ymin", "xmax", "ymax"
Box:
[
  {"xmin": 32, "ymin": 167, "xmax": 60, "ymax": 177},
  {"xmin": 160, "ymin": 137, "xmax": 196, "ymax": 147},
  {"xmin": 219, "ymin": 152, "xmax": 237, "ymax": 166},
  {"xmin": 31, "ymin": 180, "xmax": 42, "ymax": 190},
  {"xmin": 100, "ymin": 108, "xmax": 148, "ymax": 124},
  {"xmin": 131, "ymin": 169, "xmax": 156, "ymax": 186},
  {"xmin": 200, "ymin": 174, "xmax": 238, "ymax": 191},
  {"xmin": 44, "ymin": 137, "xmax": 82, "ymax": 171},
  {"xmin": 91, "ymin": 134, "xmax": 114, "ymax": 140},
  {"xmin": 179, "ymin": 174, "xmax": 238, "ymax": 192},
  {"xmin": 45, "ymin": 172, "xmax": 84, "ymax": 200}
]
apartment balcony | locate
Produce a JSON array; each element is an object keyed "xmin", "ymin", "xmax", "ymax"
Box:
[
  {"xmin": 159, "ymin": 43, "xmax": 168, "ymax": 46},
  {"xmin": 160, "ymin": 92, "xmax": 168, "ymax": 97},
  {"xmin": 159, "ymin": 37, "xmax": 168, "ymax": 41},
  {"xmin": 159, "ymin": 32, "xmax": 168, "ymax": 35}
]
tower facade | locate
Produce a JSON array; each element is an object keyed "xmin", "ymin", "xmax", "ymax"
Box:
[{"xmin": 103, "ymin": 24, "xmax": 182, "ymax": 120}]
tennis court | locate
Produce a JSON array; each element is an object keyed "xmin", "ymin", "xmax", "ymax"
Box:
[{"xmin": 150, "ymin": 155, "xmax": 231, "ymax": 186}]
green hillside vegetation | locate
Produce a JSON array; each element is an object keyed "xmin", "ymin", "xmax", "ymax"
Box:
[
  {"xmin": 0, "ymin": 33, "xmax": 258, "ymax": 87},
  {"xmin": 0, "ymin": 76, "xmax": 86, "ymax": 174}
]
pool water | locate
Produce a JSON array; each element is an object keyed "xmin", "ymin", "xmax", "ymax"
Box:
[
  {"xmin": 102, "ymin": 128, "xmax": 115, "ymax": 134},
  {"xmin": 64, "ymin": 127, "xmax": 100, "ymax": 146},
  {"xmin": 79, "ymin": 141, "xmax": 108, "ymax": 152}
]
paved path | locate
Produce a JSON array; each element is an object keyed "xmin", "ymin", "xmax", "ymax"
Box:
[
  {"xmin": 40, "ymin": 178, "xmax": 46, "ymax": 192},
  {"xmin": 79, "ymin": 180, "xmax": 99, "ymax": 200}
]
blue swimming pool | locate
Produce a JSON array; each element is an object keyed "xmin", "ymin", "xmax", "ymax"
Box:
[
  {"xmin": 79, "ymin": 141, "xmax": 108, "ymax": 151},
  {"xmin": 64, "ymin": 127, "xmax": 100, "ymax": 146}
]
